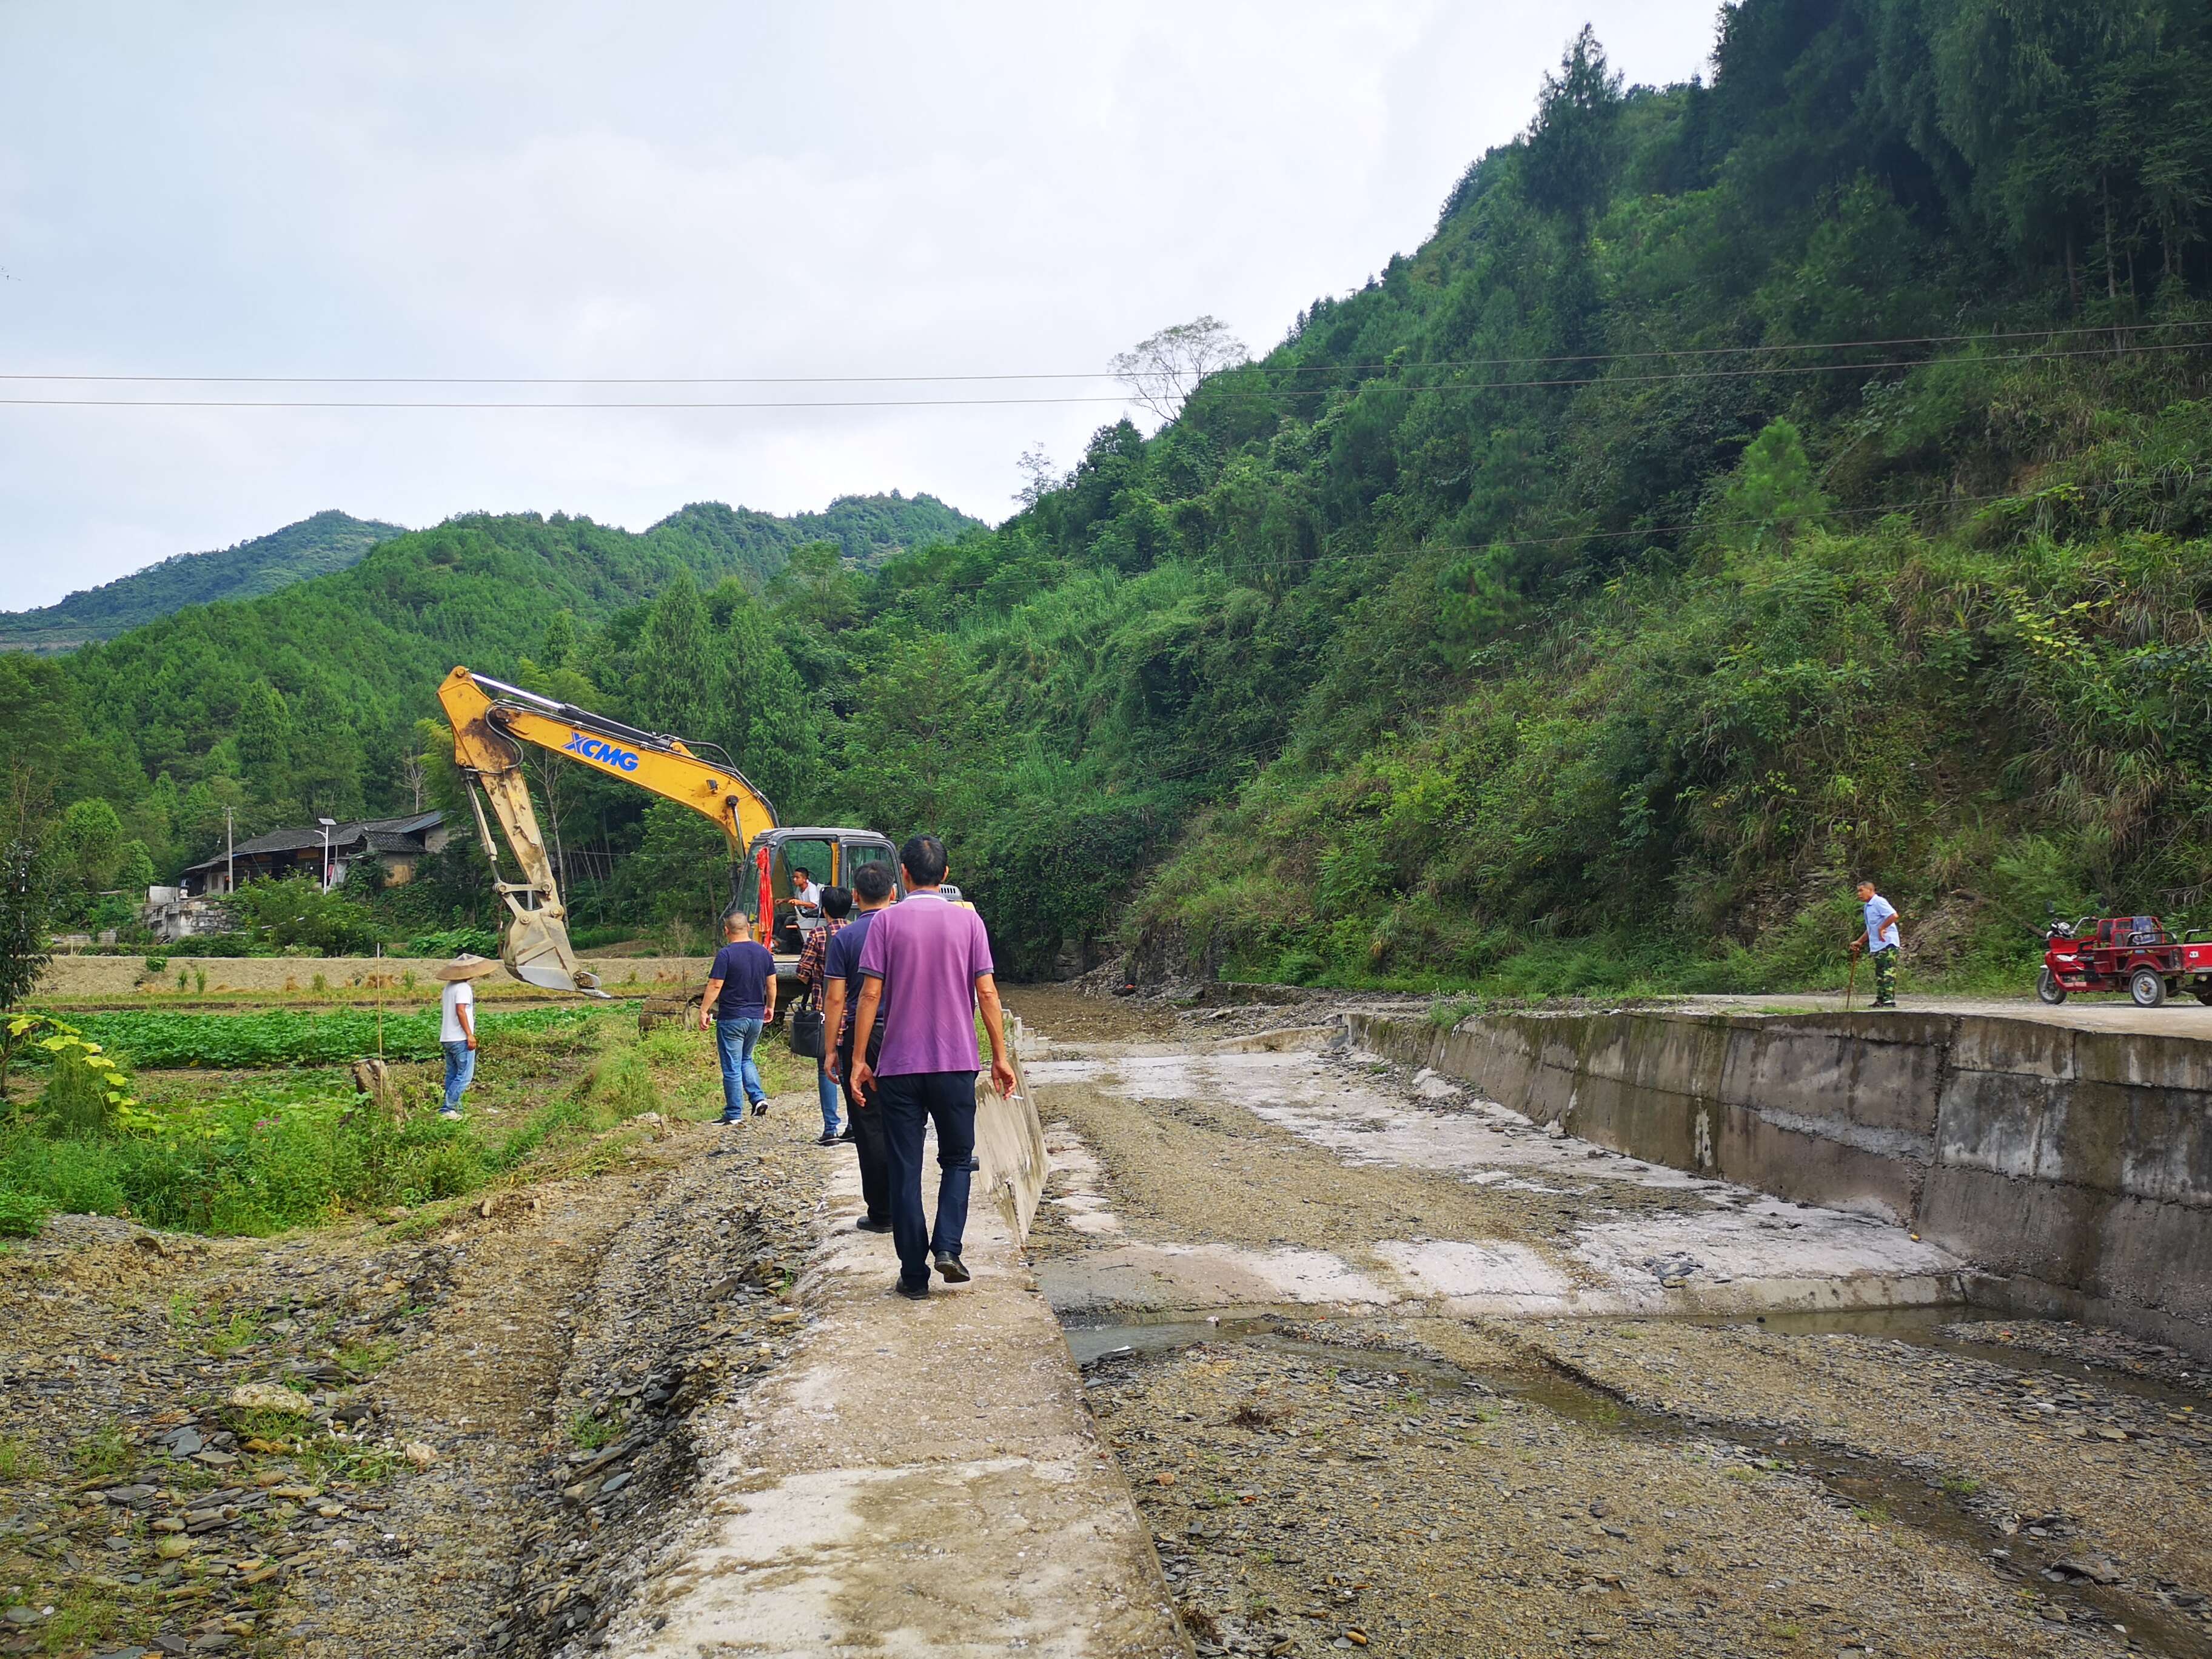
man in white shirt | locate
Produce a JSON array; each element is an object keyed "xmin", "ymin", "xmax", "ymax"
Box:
[
  {"xmin": 793, "ymin": 866, "xmax": 823, "ymax": 910},
  {"xmin": 1854, "ymin": 882, "xmax": 1902, "ymax": 1008}
]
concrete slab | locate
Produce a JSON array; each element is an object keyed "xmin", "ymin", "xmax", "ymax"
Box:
[{"xmin": 603, "ymin": 1154, "xmax": 1188, "ymax": 1659}]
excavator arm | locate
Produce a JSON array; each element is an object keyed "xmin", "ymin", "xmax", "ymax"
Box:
[{"xmin": 437, "ymin": 666, "xmax": 779, "ymax": 992}]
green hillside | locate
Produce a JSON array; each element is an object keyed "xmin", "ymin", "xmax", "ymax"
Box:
[
  {"xmin": 12, "ymin": 0, "xmax": 2212, "ymax": 993},
  {"xmin": 0, "ymin": 492, "xmax": 976, "ymax": 922},
  {"xmin": 0, "ymin": 510, "xmax": 405, "ymax": 652}
]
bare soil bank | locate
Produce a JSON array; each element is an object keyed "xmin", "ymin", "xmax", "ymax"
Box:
[{"xmin": 0, "ymin": 1110, "xmax": 832, "ymax": 1659}]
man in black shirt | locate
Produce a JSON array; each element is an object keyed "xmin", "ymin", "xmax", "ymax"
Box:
[{"xmin": 700, "ymin": 910, "xmax": 777, "ymax": 1124}]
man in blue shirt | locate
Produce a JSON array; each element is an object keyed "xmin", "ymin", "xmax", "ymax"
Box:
[
  {"xmin": 700, "ymin": 910, "xmax": 777, "ymax": 1123},
  {"xmin": 823, "ymin": 862, "xmax": 896, "ymax": 1232},
  {"xmin": 1854, "ymin": 880, "xmax": 1902, "ymax": 1008}
]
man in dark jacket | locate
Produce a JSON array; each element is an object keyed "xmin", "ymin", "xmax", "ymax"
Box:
[{"xmin": 824, "ymin": 863, "xmax": 896, "ymax": 1232}]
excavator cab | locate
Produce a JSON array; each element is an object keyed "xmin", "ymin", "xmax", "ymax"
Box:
[{"xmin": 742, "ymin": 828, "xmax": 903, "ymax": 961}]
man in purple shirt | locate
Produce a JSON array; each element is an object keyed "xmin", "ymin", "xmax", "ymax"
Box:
[{"xmin": 850, "ymin": 834, "xmax": 1017, "ymax": 1299}]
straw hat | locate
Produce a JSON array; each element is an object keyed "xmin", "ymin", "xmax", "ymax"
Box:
[{"xmin": 435, "ymin": 953, "xmax": 501, "ymax": 982}]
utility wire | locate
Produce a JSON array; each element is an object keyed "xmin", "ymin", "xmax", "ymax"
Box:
[
  {"xmin": 4, "ymin": 340, "xmax": 2208, "ymax": 410},
  {"xmin": 4, "ymin": 318, "xmax": 2208, "ymax": 387}
]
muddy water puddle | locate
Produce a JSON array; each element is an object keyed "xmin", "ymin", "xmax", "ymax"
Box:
[{"xmin": 1068, "ymin": 1312, "xmax": 2212, "ymax": 1657}]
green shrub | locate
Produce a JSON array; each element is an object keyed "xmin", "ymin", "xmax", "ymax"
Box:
[
  {"xmin": 144, "ymin": 955, "xmax": 169, "ymax": 973},
  {"xmin": 40, "ymin": 1048, "xmax": 122, "ymax": 1138},
  {"xmin": 404, "ymin": 927, "xmax": 500, "ymax": 959},
  {"xmin": 0, "ymin": 1186, "xmax": 49, "ymax": 1238}
]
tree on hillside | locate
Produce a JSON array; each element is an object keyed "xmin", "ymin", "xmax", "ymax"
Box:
[
  {"xmin": 236, "ymin": 680, "xmax": 293, "ymax": 819},
  {"xmin": 1111, "ymin": 317, "xmax": 1249, "ymax": 427},
  {"xmin": 1523, "ymin": 24, "xmax": 1625, "ymax": 239},
  {"xmin": 1014, "ymin": 444, "xmax": 1062, "ymax": 509}
]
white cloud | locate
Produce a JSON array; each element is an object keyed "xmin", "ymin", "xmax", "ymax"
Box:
[{"xmin": 0, "ymin": 1, "xmax": 1715, "ymax": 608}]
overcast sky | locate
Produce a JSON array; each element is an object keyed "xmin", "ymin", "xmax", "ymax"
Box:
[{"xmin": 0, "ymin": 2, "xmax": 1717, "ymax": 611}]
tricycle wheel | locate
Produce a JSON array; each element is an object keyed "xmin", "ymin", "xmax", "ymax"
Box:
[
  {"xmin": 2035, "ymin": 968, "xmax": 2068, "ymax": 1006},
  {"xmin": 2130, "ymin": 967, "xmax": 2168, "ymax": 1008}
]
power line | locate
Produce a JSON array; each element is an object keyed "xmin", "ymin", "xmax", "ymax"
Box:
[
  {"xmin": 4, "ymin": 318, "xmax": 2207, "ymax": 388},
  {"xmin": 3, "ymin": 340, "xmax": 2207, "ymax": 410}
]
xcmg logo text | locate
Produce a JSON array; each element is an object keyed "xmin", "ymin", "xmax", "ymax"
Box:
[{"xmin": 563, "ymin": 731, "xmax": 640, "ymax": 771}]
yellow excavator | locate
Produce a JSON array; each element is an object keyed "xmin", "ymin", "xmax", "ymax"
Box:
[{"xmin": 437, "ymin": 666, "xmax": 903, "ymax": 993}]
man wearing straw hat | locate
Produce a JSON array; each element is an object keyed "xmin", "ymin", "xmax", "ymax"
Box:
[{"xmin": 436, "ymin": 953, "xmax": 497, "ymax": 1120}]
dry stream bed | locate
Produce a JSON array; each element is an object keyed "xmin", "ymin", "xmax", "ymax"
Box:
[{"xmin": 1014, "ymin": 988, "xmax": 2212, "ymax": 1659}]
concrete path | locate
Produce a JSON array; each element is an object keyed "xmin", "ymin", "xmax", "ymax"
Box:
[
  {"xmin": 1682, "ymin": 990, "xmax": 2212, "ymax": 1036},
  {"xmin": 602, "ymin": 1147, "xmax": 1188, "ymax": 1659}
]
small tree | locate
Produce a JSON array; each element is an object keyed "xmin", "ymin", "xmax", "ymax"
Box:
[
  {"xmin": 1110, "ymin": 317, "xmax": 1249, "ymax": 426},
  {"xmin": 1013, "ymin": 444, "xmax": 1062, "ymax": 510}
]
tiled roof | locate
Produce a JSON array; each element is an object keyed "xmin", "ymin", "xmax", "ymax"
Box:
[{"xmin": 183, "ymin": 811, "xmax": 444, "ymax": 873}]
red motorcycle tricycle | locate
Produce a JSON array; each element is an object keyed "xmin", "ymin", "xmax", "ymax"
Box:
[{"xmin": 2037, "ymin": 910, "xmax": 2212, "ymax": 1008}]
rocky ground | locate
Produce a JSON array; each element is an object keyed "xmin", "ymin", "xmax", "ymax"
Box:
[
  {"xmin": 1010, "ymin": 985, "xmax": 2212, "ymax": 1659},
  {"xmin": 0, "ymin": 1109, "xmax": 837, "ymax": 1659}
]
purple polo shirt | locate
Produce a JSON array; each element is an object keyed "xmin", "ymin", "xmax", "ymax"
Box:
[{"xmin": 856, "ymin": 891, "xmax": 995, "ymax": 1076}]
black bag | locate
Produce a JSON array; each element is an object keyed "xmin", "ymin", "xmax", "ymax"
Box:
[{"xmin": 789, "ymin": 1002, "xmax": 826, "ymax": 1060}]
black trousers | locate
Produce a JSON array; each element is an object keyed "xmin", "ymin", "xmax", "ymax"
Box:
[
  {"xmin": 838, "ymin": 1042, "xmax": 891, "ymax": 1224},
  {"xmin": 876, "ymin": 1070, "xmax": 978, "ymax": 1289}
]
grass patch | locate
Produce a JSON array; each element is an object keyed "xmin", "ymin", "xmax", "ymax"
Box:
[
  {"xmin": 566, "ymin": 1409, "xmax": 620, "ymax": 1451},
  {"xmin": 337, "ymin": 1336, "xmax": 398, "ymax": 1381},
  {"xmin": 71, "ymin": 1423, "xmax": 135, "ymax": 1478},
  {"xmin": 1942, "ymin": 1473, "xmax": 1983, "ymax": 1497},
  {"xmin": 0, "ymin": 1433, "xmax": 42, "ymax": 1481},
  {"xmin": 298, "ymin": 1439, "xmax": 404, "ymax": 1486},
  {"xmin": 204, "ymin": 1312, "xmax": 263, "ymax": 1356}
]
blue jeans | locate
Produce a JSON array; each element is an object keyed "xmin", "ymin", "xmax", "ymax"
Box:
[
  {"xmin": 877, "ymin": 1071, "xmax": 978, "ymax": 1287},
  {"xmin": 816, "ymin": 1057, "xmax": 842, "ymax": 1135},
  {"xmin": 441, "ymin": 1041, "xmax": 475, "ymax": 1114},
  {"xmin": 715, "ymin": 1017, "xmax": 766, "ymax": 1119}
]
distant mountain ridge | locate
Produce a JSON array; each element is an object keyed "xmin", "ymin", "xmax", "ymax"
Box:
[{"xmin": 0, "ymin": 509, "xmax": 406, "ymax": 653}]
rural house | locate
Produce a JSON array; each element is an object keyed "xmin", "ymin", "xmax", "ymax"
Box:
[{"xmin": 175, "ymin": 810, "xmax": 451, "ymax": 897}]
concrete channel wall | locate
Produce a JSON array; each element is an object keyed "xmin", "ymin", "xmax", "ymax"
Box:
[{"xmin": 1349, "ymin": 1008, "xmax": 2212, "ymax": 1358}]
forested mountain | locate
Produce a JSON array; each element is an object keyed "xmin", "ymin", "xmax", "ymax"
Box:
[
  {"xmin": 12, "ymin": 0, "xmax": 2212, "ymax": 990},
  {"xmin": 0, "ymin": 511, "xmax": 403, "ymax": 652},
  {"xmin": 0, "ymin": 492, "xmax": 973, "ymax": 924}
]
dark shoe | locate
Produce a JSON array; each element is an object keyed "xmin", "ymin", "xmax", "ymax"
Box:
[
  {"xmin": 751, "ymin": 1098, "xmax": 769, "ymax": 1116},
  {"xmin": 933, "ymin": 1252, "xmax": 971, "ymax": 1284},
  {"xmin": 816, "ymin": 1132, "xmax": 840, "ymax": 1147},
  {"xmin": 854, "ymin": 1217, "xmax": 893, "ymax": 1234},
  {"xmin": 837, "ymin": 1127, "xmax": 857, "ymax": 1142},
  {"xmin": 894, "ymin": 1279, "xmax": 930, "ymax": 1300}
]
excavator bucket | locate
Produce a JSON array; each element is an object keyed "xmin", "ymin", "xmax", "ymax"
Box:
[{"xmin": 502, "ymin": 906, "xmax": 606, "ymax": 996}]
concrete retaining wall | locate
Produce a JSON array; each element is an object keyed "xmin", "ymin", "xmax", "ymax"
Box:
[
  {"xmin": 36, "ymin": 954, "xmax": 713, "ymax": 1000},
  {"xmin": 1351, "ymin": 1008, "xmax": 2212, "ymax": 1358}
]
